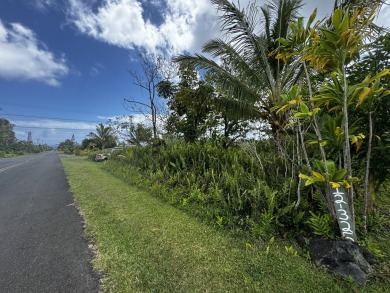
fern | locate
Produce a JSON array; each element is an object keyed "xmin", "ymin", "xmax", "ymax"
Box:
[{"xmin": 305, "ymin": 211, "xmax": 335, "ymax": 238}]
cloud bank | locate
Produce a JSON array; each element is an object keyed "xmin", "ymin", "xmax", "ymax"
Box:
[
  {"xmin": 0, "ymin": 20, "xmax": 69, "ymax": 86},
  {"xmin": 13, "ymin": 118, "xmax": 97, "ymax": 145},
  {"xmin": 67, "ymin": 0, "xmax": 220, "ymax": 56},
  {"xmin": 67, "ymin": 0, "xmax": 390, "ymax": 58},
  {"xmin": 65, "ymin": 0, "xmax": 342, "ymax": 57}
]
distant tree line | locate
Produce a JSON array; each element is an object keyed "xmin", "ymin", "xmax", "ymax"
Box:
[{"xmin": 0, "ymin": 118, "xmax": 52, "ymax": 157}]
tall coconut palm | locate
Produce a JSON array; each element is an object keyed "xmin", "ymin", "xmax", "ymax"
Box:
[
  {"xmin": 174, "ymin": 0, "xmax": 304, "ymax": 150},
  {"xmin": 88, "ymin": 123, "xmax": 116, "ymax": 150}
]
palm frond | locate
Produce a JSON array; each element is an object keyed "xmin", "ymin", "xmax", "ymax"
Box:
[
  {"xmin": 211, "ymin": 0, "xmax": 260, "ymax": 57},
  {"xmin": 213, "ymin": 94, "xmax": 261, "ymax": 120},
  {"xmin": 174, "ymin": 54, "xmax": 269, "ymax": 110},
  {"xmin": 261, "ymin": 5, "xmax": 272, "ymax": 42},
  {"xmin": 174, "ymin": 0, "xmax": 308, "ymax": 131},
  {"xmin": 280, "ymin": 59, "xmax": 304, "ymax": 92},
  {"xmin": 274, "ymin": 0, "xmax": 303, "ymax": 40},
  {"xmin": 202, "ymin": 39, "xmax": 266, "ymax": 89}
]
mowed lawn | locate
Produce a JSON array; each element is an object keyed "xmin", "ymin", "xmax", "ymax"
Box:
[{"xmin": 62, "ymin": 158, "xmax": 382, "ymax": 293}]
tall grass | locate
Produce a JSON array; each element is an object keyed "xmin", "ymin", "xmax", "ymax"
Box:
[
  {"xmin": 104, "ymin": 140, "xmax": 305, "ymax": 239},
  {"xmin": 104, "ymin": 139, "xmax": 389, "ymax": 244}
]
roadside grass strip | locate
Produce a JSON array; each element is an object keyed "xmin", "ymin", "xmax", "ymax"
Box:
[{"xmin": 62, "ymin": 158, "xmax": 383, "ymax": 293}]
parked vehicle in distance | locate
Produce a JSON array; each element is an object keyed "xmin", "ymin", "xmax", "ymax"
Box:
[{"xmin": 95, "ymin": 153, "xmax": 108, "ymax": 162}]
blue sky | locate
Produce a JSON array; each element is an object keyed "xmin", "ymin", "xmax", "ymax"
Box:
[{"xmin": 0, "ymin": 0, "xmax": 389, "ymax": 146}]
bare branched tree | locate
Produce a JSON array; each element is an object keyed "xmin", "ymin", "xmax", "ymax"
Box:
[{"xmin": 124, "ymin": 52, "xmax": 176, "ymax": 140}]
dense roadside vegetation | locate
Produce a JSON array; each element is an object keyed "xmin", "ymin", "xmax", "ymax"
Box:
[
  {"xmin": 107, "ymin": 0, "xmax": 390, "ymax": 263},
  {"xmin": 103, "ymin": 140, "xmax": 389, "ymax": 282},
  {"xmin": 61, "ymin": 0, "xmax": 390, "ymax": 287},
  {"xmin": 62, "ymin": 157, "xmax": 389, "ymax": 292}
]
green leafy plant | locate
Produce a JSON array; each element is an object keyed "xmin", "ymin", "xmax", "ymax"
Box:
[
  {"xmin": 366, "ymin": 209, "xmax": 388, "ymax": 232},
  {"xmin": 265, "ymin": 236, "xmax": 275, "ymax": 256},
  {"xmin": 299, "ymin": 160, "xmax": 359, "ymax": 188},
  {"xmin": 285, "ymin": 245, "xmax": 298, "ymax": 256},
  {"xmin": 362, "ymin": 237, "xmax": 384, "ymax": 259},
  {"xmin": 216, "ymin": 216, "xmax": 224, "ymax": 227},
  {"xmin": 305, "ymin": 211, "xmax": 335, "ymax": 238}
]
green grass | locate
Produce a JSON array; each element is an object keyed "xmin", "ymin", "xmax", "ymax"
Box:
[{"xmin": 62, "ymin": 157, "xmax": 388, "ymax": 293}]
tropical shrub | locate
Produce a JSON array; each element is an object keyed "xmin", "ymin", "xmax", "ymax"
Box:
[{"xmin": 103, "ymin": 139, "xmax": 315, "ymax": 239}]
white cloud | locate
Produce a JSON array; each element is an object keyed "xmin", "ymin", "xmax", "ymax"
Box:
[
  {"xmin": 67, "ymin": 0, "xmax": 390, "ymax": 58},
  {"xmin": 14, "ymin": 119, "xmax": 96, "ymax": 130},
  {"xmin": 97, "ymin": 114, "xmax": 152, "ymax": 125},
  {"xmin": 160, "ymin": 0, "xmax": 219, "ymax": 54},
  {"xmin": 67, "ymin": 0, "xmax": 220, "ymax": 56},
  {"xmin": 12, "ymin": 118, "xmax": 98, "ymax": 145},
  {"xmin": 89, "ymin": 63, "xmax": 105, "ymax": 76},
  {"xmin": 68, "ymin": 0, "xmax": 163, "ymax": 52},
  {"xmin": 377, "ymin": 1, "xmax": 390, "ymax": 28},
  {"xmin": 33, "ymin": 0, "xmax": 57, "ymax": 12},
  {"xmin": 98, "ymin": 114, "xmax": 166, "ymax": 136},
  {"xmin": 0, "ymin": 20, "xmax": 69, "ymax": 86}
]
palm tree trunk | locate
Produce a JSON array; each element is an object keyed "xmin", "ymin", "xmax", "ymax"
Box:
[
  {"xmin": 304, "ymin": 61, "xmax": 336, "ymax": 221},
  {"xmin": 363, "ymin": 110, "xmax": 373, "ymax": 234},
  {"xmin": 298, "ymin": 122, "xmax": 312, "ymax": 172},
  {"xmin": 341, "ymin": 63, "xmax": 355, "ymax": 226},
  {"xmin": 295, "ymin": 125, "xmax": 302, "ymax": 208}
]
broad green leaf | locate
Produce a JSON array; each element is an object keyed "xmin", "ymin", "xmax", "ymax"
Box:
[
  {"xmin": 307, "ymin": 9, "xmax": 317, "ymax": 29},
  {"xmin": 278, "ymin": 38, "xmax": 291, "ymax": 46},
  {"xmin": 347, "ymin": 177, "xmax": 360, "ymax": 183},
  {"xmin": 319, "ymin": 141, "xmax": 327, "ymax": 146},
  {"xmin": 306, "ymin": 140, "xmax": 320, "ymax": 145},
  {"xmin": 293, "ymin": 113, "xmax": 309, "ymax": 119},
  {"xmin": 343, "ymin": 180, "xmax": 351, "ymax": 189},
  {"xmin": 333, "ymin": 169, "xmax": 347, "ymax": 181},
  {"xmin": 357, "ymin": 87, "xmax": 371, "ymax": 106},
  {"xmin": 298, "ymin": 173, "xmax": 311, "ymax": 180},
  {"xmin": 329, "ymin": 105, "xmax": 341, "ymax": 112},
  {"xmin": 275, "ymin": 104, "xmax": 291, "ymax": 115},
  {"xmin": 300, "ymin": 102, "xmax": 309, "ymax": 114},
  {"xmin": 340, "ymin": 10, "xmax": 349, "ymax": 32},
  {"xmin": 304, "ymin": 179, "xmax": 315, "ymax": 186},
  {"xmin": 326, "ymin": 160, "xmax": 336, "ymax": 177},
  {"xmin": 320, "ymin": 28, "xmax": 339, "ymax": 42},
  {"xmin": 332, "ymin": 9, "xmax": 343, "ymax": 30},
  {"xmin": 314, "ymin": 160, "xmax": 325, "ymax": 174},
  {"xmin": 371, "ymin": 69, "xmax": 390, "ymax": 80},
  {"xmin": 312, "ymin": 108, "xmax": 321, "ymax": 115},
  {"xmin": 312, "ymin": 171, "xmax": 325, "ymax": 181},
  {"xmin": 349, "ymin": 9, "xmax": 358, "ymax": 26},
  {"xmin": 280, "ymin": 93, "xmax": 288, "ymax": 101}
]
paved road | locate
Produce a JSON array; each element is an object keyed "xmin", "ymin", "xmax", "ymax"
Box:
[{"xmin": 0, "ymin": 152, "xmax": 99, "ymax": 293}]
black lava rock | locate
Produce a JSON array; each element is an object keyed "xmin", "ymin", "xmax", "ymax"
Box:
[{"xmin": 309, "ymin": 238, "xmax": 375, "ymax": 284}]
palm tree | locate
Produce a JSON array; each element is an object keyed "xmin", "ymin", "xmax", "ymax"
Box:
[
  {"xmin": 89, "ymin": 123, "xmax": 116, "ymax": 150},
  {"xmin": 174, "ymin": 0, "xmax": 304, "ymax": 150}
]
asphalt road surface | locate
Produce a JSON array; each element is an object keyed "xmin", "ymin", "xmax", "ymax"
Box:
[{"xmin": 0, "ymin": 152, "xmax": 99, "ymax": 293}]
